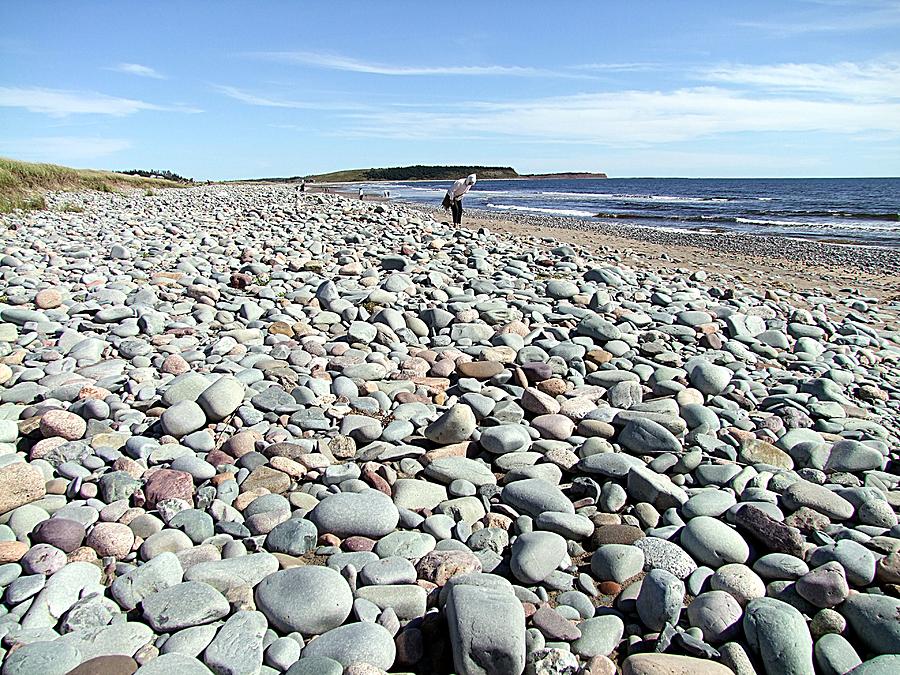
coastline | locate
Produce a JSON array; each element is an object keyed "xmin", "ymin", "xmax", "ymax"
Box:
[{"xmin": 403, "ymin": 202, "xmax": 900, "ymax": 310}]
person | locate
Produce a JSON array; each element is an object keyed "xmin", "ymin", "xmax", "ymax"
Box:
[
  {"xmin": 300, "ymin": 180, "xmax": 306, "ymax": 192},
  {"xmin": 359, "ymin": 187, "xmax": 364, "ymax": 200},
  {"xmin": 445, "ymin": 173, "xmax": 476, "ymax": 226},
  {"xmin": 295, "ymin": 184, "xmax": 302, "ymax": 209}
]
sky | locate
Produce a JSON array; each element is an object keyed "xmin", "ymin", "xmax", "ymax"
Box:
[{"xmin": 1, "ymin": 0, "xmax": 900, "ymax": 179}]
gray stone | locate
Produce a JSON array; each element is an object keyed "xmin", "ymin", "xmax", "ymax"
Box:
[
  {"xmin": 197, "ymin": 376, "xmax": 245, "ymax": 422},
  {"xmin": 255, "ymin": 566, "xmax": 352, "ymax": 635},
  {"xmin": 680, "ymin": 516, "xmax": 750, "ymax": 567},
  {"xmin": 142, "ymin": 581, "xmax": 229, "ymax": 631},
  {"xmin": 636, "ymin": 568, "xmax": 685, "ymax": 631},
  {"xmin": 510, "ymin": 531, "xmax": 568, "ymax": 584},
  {"xmin": 424, "ymin": 404, "xmax": 477, "ymax": 444},
  {"xmin": 571, "ymin": 615, "xmax": 624, "ymax": 658},
  {"xmin": 111, "ymin": 551, "xmax": 184, "ymax": 611},
  {"xmin": 841, "ymin": 592, "xmax": 900, "ymax": 655},
  {"xmin": 308, "ymin": 489, "xmax": 399, "ymax": 538},
  {"xmin": 686, "ymin": 590, "xmax": 743, "ymax": 643},
  {"xmin": 446, "ymin": 584, "xmax": 526, "ymax": 675},
  {"xmin": 300, "ymin": 622, "xmax": 396, "ymax": 670},
  {"xmin": 591, "ymin": 545, "xmax": 645, "ymax": 584},
  {"xmin": 502, "ymin": 478, "xmax": 574, "ymax": 518},
  {"xmin": 183, "ymin": 553, "xmax": 280, "ymax": 593},
  {"xmin": 134, "ymin": 653, "xmax": 213, "ymax": 674},
  {"xmin": 0, "ymin": 640, "xmax": 81, "ymax": 675},
  {"xmin": 743, "ymin": 597, "xmax": 814, "ymax": 675},
  {"xmin": 203, "ymin": 610, "xmax": 267, "ymax": 675}
]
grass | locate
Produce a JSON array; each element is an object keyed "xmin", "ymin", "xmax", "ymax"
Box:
[
  {"xmin": 59, "ymin": 203, "xmax": 84, "ymax": 213},
  {"xmin": 0, "ymin": 157, "xmax": 186, "ymax": 214}
]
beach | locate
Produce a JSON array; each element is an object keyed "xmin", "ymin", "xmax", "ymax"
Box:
[{"xmin": 0, "ymin": 183, "xmax": 898, "ymax": 674}]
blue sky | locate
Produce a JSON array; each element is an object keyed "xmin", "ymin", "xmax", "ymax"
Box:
[{"xmin": 2, "ymin": 0, "xmax": 899, "ymax": 179}]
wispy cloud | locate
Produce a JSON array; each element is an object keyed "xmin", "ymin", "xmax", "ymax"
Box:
[
  {"xmin": 0, "ymin": 136, "xmax": 132, "ymax": 162},
  {"xmin": 703, "ymin": 60, "xmax": 900, "ymax": 100},
  {"xmin": 339, "ymin": 88, "xmax": 900, "ymax": 145},
  {"xmin": 213, "ymin": 84, "xmax": 366, "ymax": 110},
  {"xmin": 108, "ymin": 62, "xmax": 166, "ymax": 79},
  {"xmin": 741, "ymin": 0, "xmax": 900, "ymax": 34},
  {"xmin": 572, "ymin": 62, "xmax": 666, "ymax": 73},
  {"xmin": 0, "ymin": 87, "xmax": 200, "ymax": 117},
  {"xmin": 245, "ymin": 50, "xmax": 573, "ymax": 77}
]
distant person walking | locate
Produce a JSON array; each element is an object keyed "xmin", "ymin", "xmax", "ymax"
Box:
[{"xmin": 444, "ymin": 173, "xmax": 476, "ymax": 225}]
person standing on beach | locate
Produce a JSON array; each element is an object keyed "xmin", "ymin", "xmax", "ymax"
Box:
[{"xmin": 445, "ymin": 173, "xmax": 476, "ymax": 226}]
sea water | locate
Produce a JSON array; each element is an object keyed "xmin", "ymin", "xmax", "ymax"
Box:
[{"xmin": 360, "ymin": 177, "xmax": 900, "ymax": 248}]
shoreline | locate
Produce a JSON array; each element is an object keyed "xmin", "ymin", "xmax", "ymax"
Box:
[{"xmin": 403, "ymin": 202, "xmax": 900, "ymax": 309}]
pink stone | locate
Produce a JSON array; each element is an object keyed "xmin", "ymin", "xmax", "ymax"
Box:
[
  {"xmin": 30, "ymin": 436, "xmax": 67, "ymax": 460},
  {"xmin": 144, "ymin": 469, "xmax": 194, "ymax": 508},
  {"xmin": 161, "ymin": 354, "xmax": 190, "ymax": 375},
  {"xmin": 35, "ymin": 288, "xmax": 62, "ymax": 309},
  {"xmin": 86, "ymin": 522, "xmax": 135, "ymax": 559},
  {"xmin": 415, "ymin": 550, "xmax": 482, "ymax": 586},
  {"xmin": 39, "ymin": 409, "xmax": 86, "ymax": 441}
]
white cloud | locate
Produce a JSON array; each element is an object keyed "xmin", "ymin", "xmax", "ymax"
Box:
[
  {"xmin": 246, "ymin": 50, "xmax": 570, "ymax": 77},
  {"xmin": 0, "ymin": 136, "xmax": 132, "ymax": 162},
  {"xmin": 340, "ymin": 87, "xmax": 900, "ymax": 145},
  {"xmin": 108, "ymin": 62, "xmax": 165, "ymax": 79},
  {"xmin": 0, "ymin": 87, "xmax": 200, "ymax": 117},
  {"xmin": 213, "ymin": 84, "xmax": 366, "ymax": 110},
  {"xmin": 703, "ymin": 60, "xmax": 900, "ymax": 100},
  {"xmin": 741, "ymin": 0, "xmax": 900, "ymax": 34}
]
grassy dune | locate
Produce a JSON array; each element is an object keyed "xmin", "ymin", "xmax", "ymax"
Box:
[{"xmin": 0, "ymin": 157, "xmax": 186, "ymax": 213}]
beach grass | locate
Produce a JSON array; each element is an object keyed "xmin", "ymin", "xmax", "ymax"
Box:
[{"xmin": 0, "ymin": 157, "xmax": 186, "ymax": 214}]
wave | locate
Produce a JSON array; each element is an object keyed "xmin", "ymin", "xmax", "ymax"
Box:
[
  {"xmin": 595, "ymin": 212, "xmax": 899, "ymax": 231},
  {"xmin": 486, "ymin": 203, "xmax": 597, "ymax": 218},
  {"xmin": 538, "ymin": 191, "xmax": 734, "ymax": 204}
]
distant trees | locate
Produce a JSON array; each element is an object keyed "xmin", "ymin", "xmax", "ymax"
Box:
[
  {"xmin": 117, "ymin": 169, "xmax": 193, "ymax": 183},
  {"xmin": 362, "ymin": 165, "xmax": 517, "ymax": 180}
]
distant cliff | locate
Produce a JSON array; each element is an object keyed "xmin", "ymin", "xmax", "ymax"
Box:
[
  {"xmin": 306, "ymin": 165, "xmax": 518, "ymax": 182},
  {"xmin": 523, "ymin": 172, "xmax": 607, "ymax": 179}
]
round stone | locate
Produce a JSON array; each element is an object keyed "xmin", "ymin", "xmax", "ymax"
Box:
[
  {"xmin": 160, "ymin": 400, "xmax": 207, "ymax": 437},
  {"xmin": 479, "ymin": 424, "xmax": 532, "ymax": 454},
  {"xmin": 39, "ymin": 409, "xmax": 87, "ymax": 441},
  {"xmin": 636, "ymin": 568, "xmax": 685, "ymax": 631},
  {"xmin": 32, "ymin": 518, "xmax": 86, "ymax": 553},
  {"xmin": 86, "ymin": 522, "xmax": 135, "ymax": 559},
  {"xmin": 686, "ymin": 590, "xmax": 743, "ymax": 643},
  {"xmin": 308, "ymin": 489, "xmax": 399, "ymax": 539},
  {"xmin": 300, "ymin": 622, "xmax": 396, "ymax": 670},
  {"xmin": 591, "ymin": 545, "xmax": 645, "ymax": 584},
  {"xmin": 510, "ymin": 531, "xmax": 567, "ymax": 584},
  {"xmin": 255, "ymin": 566, "xmax": 353, "ymax": 635}
]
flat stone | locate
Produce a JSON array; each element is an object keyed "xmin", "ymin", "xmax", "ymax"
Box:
[
  {"xmin": 446, "ymin": 584, "xmax": 525, "ymax": 675},
  {"xmin": 0, "ymin": 463, "xmax": 46, "ymax": 515},
  {"xmin": 141, "ymin": 581, "xmax": 230, "ymax": 631},
  {"xmin": 203, "ymin": 610, "xmax": 267, "ymax": 675},
  {"xmin": 622, "ymin": 654, "xmax": 734, "ymax": 675}
]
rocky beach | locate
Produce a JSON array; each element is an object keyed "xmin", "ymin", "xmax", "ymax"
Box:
[{"xmin": 0, "ymin": 183, "xmax": 898, "ymax": 675}]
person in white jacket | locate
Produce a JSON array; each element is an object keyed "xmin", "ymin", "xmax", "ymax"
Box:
[{"xmin": 446, "ymin": 173, "xmax": 476, "ymax": 225}]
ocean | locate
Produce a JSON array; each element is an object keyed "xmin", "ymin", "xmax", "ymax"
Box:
[{"xmin": 357, "ymin": 177, "xmax": 900, "ymax": 248}]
